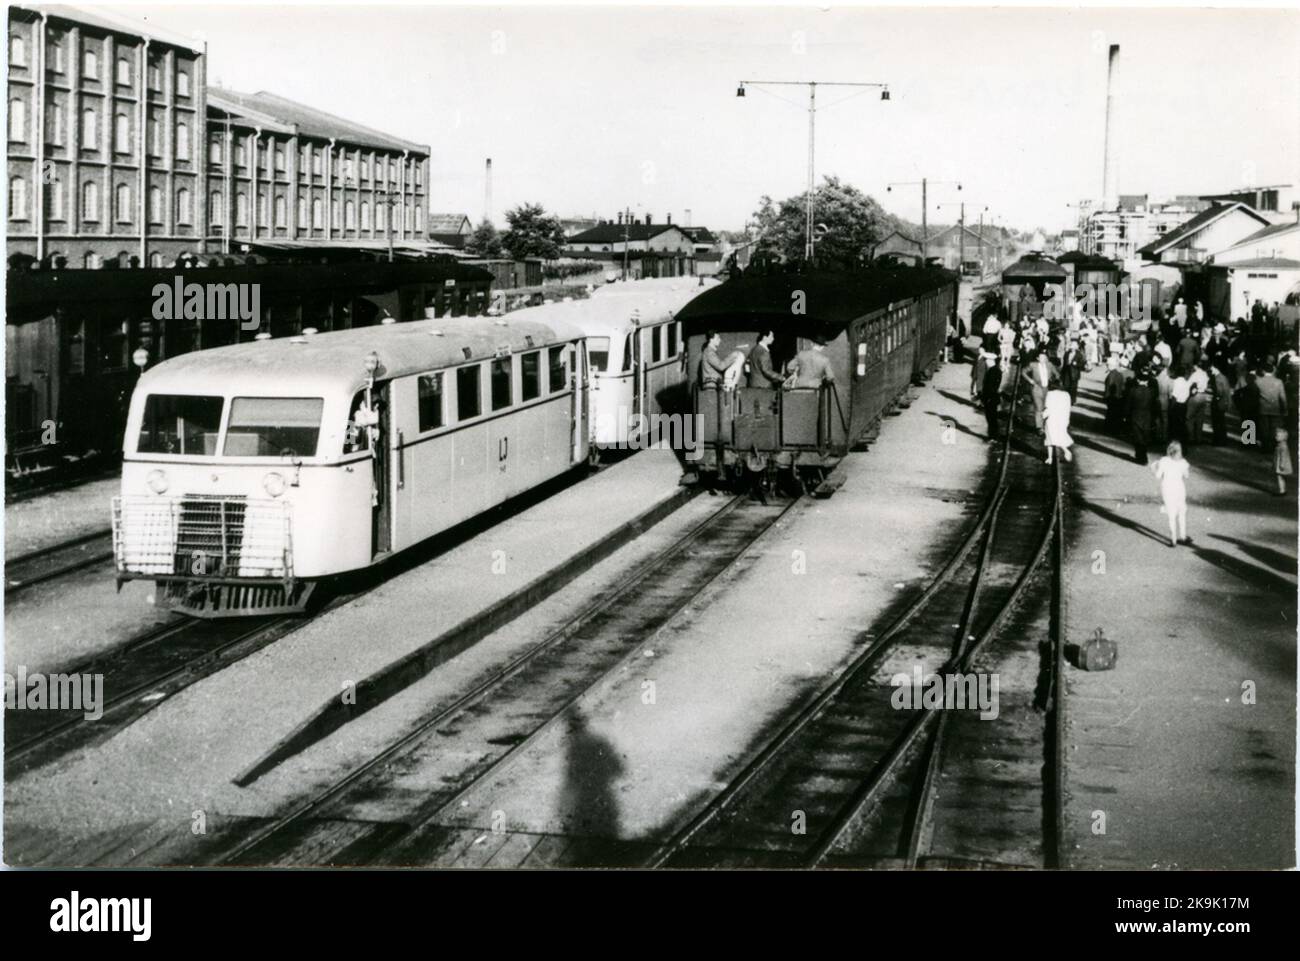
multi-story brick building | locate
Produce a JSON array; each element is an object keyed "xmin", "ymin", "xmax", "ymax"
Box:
[
  {"xmin": 205, "ymin": 87, "xmax": 429, "ymax": 256},
  {"xmin": 7, "ymin": 5, "xmax": 430, "ymax": 268},
  {"xmin": 7, "ymin": 3, "xmax": 208, "ymax": 268}
]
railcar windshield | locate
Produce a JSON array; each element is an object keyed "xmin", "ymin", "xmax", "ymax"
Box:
[
  {"xmin": 224, "ymin": 397, "xmax": 324, "ymax": 457},
  {"xmin": 588, "ymin": 336, "xmax": 611, "ymax": 373},
  {"xmin": 137, "ymin": 394, "xmax": 224, "ymax": 455}
]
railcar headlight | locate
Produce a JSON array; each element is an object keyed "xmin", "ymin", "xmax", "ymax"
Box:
[
  {"xmin": 146, "ymin": 469, "xmax": 168, "ymax": 495},
  {"xmin": 262, "ymin": 472, "xmax": 287, "ymax": 498}
]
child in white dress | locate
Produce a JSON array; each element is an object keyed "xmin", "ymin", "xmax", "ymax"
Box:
[
  {"xmin": 1153, "ymin": 440, "xmax": 1190, "ymax": 547},
  {"xmin": 1043, "ymin": 386, "xmax": 1074, "ymax": 464}
]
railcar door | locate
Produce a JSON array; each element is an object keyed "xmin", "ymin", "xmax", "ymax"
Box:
[
  {"xmin": 371, "ymin": 381, "xmax": 393, "ymax": 557},
  {"xmin": 632, "ymin": 326, "xmax": 644, "ymax": 438},
  {"xmin": 571, "ymin": 340, "xmax": 588, "ymax": 464}
]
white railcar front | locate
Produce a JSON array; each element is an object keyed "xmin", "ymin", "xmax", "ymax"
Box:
[{"xmin": 112, "ymin": 317, "xmax": 589, "ymax": 616}]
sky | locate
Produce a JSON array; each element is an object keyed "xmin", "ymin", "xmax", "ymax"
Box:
[{"xmin": 110, "ymin": 2, "xmax": 1300, "ymax": 234}]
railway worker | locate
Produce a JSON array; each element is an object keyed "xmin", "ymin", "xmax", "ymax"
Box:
[
  {"xmin": 980, "ymin": 354, "xmax": 1004, "ymax": 440},
  {"xmin": 788, "ymin": 338, "xmax": 835, "ymax": 389},
  {"xmin": 701, "ymin": 330, "xmax": 737, "ymax": 389},
  {"xmin": 1021, "ymin": 347, "xmax": 1055, "ymax": 431},
  {"xmin": 1126, "ymin": 365, "xmax": 1159, "ymax": 465},
  {"xmin": 747, "ymin": 329, "xmax": 784, "ymax": 389}
]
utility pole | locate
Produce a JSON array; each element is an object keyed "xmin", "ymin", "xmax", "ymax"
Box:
[
  {"xmin": 887, "ymin": 178, "xmax": 959, "ymax": 263},
  {"xmin": 622, "ymin": 206, "xmax": 630, "ymax": 281},
  {"xmin": 737, "ymin": 79, "xmax": 890, "ymax": 265}
]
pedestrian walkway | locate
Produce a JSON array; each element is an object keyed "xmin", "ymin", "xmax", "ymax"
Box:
[
  {"xmin": 4, "ymin": 478, "xmax": 117, "ymax": 562},
  {"xmin": 1061, "ymin": 366, "xmax": 1295, "ymax": 869}
]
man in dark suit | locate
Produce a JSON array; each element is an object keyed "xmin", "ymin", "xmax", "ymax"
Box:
[
  {"xmin": 981, "ymin": 355, "xmax": 1003, "ymax": 440},
  {"xmin": 1059, "ymin": 338, "xmax": 1085, "ymax": 405},
  {"xmin": 747, "ymin": 329, "xmax": 784, "ymax": 388},
  {"xmin": 1126, "ymin": 366, "xmax": 1159, "ymax": 464}
]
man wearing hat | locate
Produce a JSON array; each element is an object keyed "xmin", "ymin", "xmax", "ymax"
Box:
[{"xmin": 1126, "ymin": 363, "xmax": 1159, "ymax": 464}]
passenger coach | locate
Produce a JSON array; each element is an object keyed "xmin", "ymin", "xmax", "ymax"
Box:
[
  {"xmin": 678, "ymin": 266, "xmax": 957, "ymax": 493},
  {"xmin": 112, "ymin": 317, "xmax": 590, "ymax": 616}
]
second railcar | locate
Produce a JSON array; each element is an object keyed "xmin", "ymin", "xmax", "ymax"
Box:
[{"xmin": 677, "ymin": 266, "xmax": 958, "ymax": 491}]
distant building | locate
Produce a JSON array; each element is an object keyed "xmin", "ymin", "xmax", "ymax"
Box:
[
  {"xmin": 872, "ymin": 229, "xmax": 923, "ymax": 260},
  {"xmin": 428, "ymin": 213, "xmax": 472, "ymax": 248},
  {"xmin": 565, "ymin": 216, "xmax": 694, "ymax": 256},
  {"xmin": 560, "ymin": 215, "xmax": 601, "ymax": 237},
  {"xmin": 1203, "ymin": 220, "xmax": 1300, "ymax": 324},
  {"xmin": 1199, "ymin": 185, "xmax": 1298, "ymax": 225},
  {"xmin": 924, "ymin": 224, "xmax": 1001, "ymax": 272},
  {"xmin": 1083, "ymin": 194, "xmax": 1211, "ymax": 269},
  {"xmin": 1136, "ymin": 202, "xmax": 1270, "ymax": 267}
]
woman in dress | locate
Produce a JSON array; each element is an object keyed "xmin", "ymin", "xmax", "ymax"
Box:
[
  {"xmin": 1043, "ymin": 378, "xmax": 1074, "ymax": 465},
  {"xmin": 1153, "ymin": 440, "xmax": 1191, "ymax": 547}
]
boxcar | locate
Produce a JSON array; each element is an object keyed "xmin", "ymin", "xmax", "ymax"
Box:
[
  {"xmin": 112, "ymin": 316, "xmax": 589, "ymax": 617},
  {"xmin": 677, "ymin": 266, "xmax": 957, "ymax": 492}
]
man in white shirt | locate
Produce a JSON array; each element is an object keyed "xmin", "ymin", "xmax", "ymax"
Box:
[{"xmin": 1186, "ymin": 363, "xmax": 1211, "ymax": 448}]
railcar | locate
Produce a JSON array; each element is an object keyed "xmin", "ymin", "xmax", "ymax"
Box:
[
  {"xmin": 512, "ymin": 278, "xmax": 708, "ymax": 458},
  {"xmin": 677, "ymin": 265, "xmax": 957, "ymax": 493},
  {"xmin": 111, "ymin": 316, "xmax": 590, "ymax": 617}
]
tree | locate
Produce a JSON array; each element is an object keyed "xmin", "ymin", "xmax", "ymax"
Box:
[
  {"xmin": 751, "ymin": 175, "xmax": 907, "ymax": 268},
  {"xmin": 465, "ymin": 219, "xmax": 504, "ymax": 258},
  {"xmin": 500, "ymin": 203, "xmax": 567, "ymax": 260}
]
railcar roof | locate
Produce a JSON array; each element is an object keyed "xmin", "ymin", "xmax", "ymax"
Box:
[
  {"xmin": 137, "ymin": 316, "xmax": 583, "ymax": 397},
  {"xmin": 675, "ymin": 268, "xmax": 957, "ymax": 336},
  {"xmin": 506, "ymin": 279, "xmax": 705, "ymax": 336}
]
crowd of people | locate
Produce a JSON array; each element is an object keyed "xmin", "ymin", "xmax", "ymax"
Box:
[{"xmin": 970, "ymin": 298, "xmax": 1298, "ymax": 546}]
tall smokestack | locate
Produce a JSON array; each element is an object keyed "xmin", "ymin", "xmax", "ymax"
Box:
[
  {"xmin": 1101, "ymin": 44, "xmax": 1120, "ymax": 211},
  {"xmin": 484, "ymin": 158, "xmax": 493, "ymax": 224}
]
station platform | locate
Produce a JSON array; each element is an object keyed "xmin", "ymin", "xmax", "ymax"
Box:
[
  {"xmin": 1061, "ymin": 367, "xmax": 1296, "ymax": 869},
  {"xmin": 3, "ymin": 449, "xmax": 703, "ymax": 845},
  {"xmin": 3, "ymin": 477, "xmax": 117, "ymax": 562}
]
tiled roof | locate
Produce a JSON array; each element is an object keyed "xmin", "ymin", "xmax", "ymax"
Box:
[
  {"xmin": 681, "ymin": 227, "xmax": 716, "ymax": 243},
  {"xmin": 566, "ymin": 223, "xmax": 683, "ymax": 244},
  {"xmin": 208, "ymin": 87, "xmax": 429, "ymax": 154},
  {"xmin": 1234, "ymin": 221, "xmax": 1300, "ymax": 245},
  {"xmin": 1137, "ymin": 202, "xmax": 1268, "ymax": 257}
]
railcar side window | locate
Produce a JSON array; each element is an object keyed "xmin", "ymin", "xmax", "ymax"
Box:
[
  {"xmin": 548, "ymin": 345, "xmax": 567, "ymax": 393},
  {"xmin": 224, "ymin": 397, "xmax": 324, "ymax": 457},
  {"xmin": 521, "ymin": 351, "xmax": 541, "ymax": 402},
  {"xmin": 667, "ymin": 322, "xmax": 679, "ymax": 357},
  {"xmin": 588, "ymin": 337, "xmax": 610, "ymax": 374},
  {"xmin": 138, "ymin": 394, "xmax": 224, "ymax": 455},
  {"xmin": 651, "ymin": 325, "xmax": 663, "ymax": 363},
  {"xmin": 491, "ymin": 356, "xmax": 513, "ymax": 411},
  {"xmin": 622, "ymin": 333, "xmax": 634, "ymax": 373},
  {"xmin": 457, "ymin": 365, "xmax": 482, "ymax": 420},
  {"xmin": 418, "ymin": 372, "xmax": 444, "ymax": 431}
]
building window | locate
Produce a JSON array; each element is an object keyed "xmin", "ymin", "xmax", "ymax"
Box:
[
  {"xmin": 10, "ymin": 34, "xmax": 26, "ymax": 67},
  {"xmin": 81, "ymin": 47, "xmax": 97, "ymax": 78},
  {"xmin": 257, "ymin": 192, "xmax": 269, "ymax": 227},
  {"xmin": 46, "ymin": 178, "xmax": 63, "ymax": 220},
  {"xmin": 414, "ymin": 204, "xmax": 422, "ymax": 233},
  {"xmin": 297, "ymin": 195, "xmax": 307, "ymax": 227},
  {"xmin": 299, "ymin": 144, "xmax": 309, "ymax": 173},
  {"xmin": 115, "ymin": 183, "xmax": 132, "ymax": 223},
  {"xmin": 148, "ymin": 116, "xmax": 160, "ymax": 156},
  {"xmin": 177, "ymin": 69, "xmax": 190, "ymax": 96},
  {"xmin": 148, "ymin": 61, "xmax": 161, "ymax": 90},
  {"xmin": 9, "ymin": 176, "xmax": 28, "ymax": 220},
  {"xmin": 116, "ymin": 56, "xmax": 131, "ymax": 86},
  {"xmin": 274, "ymin": 195, "xmax": 287, "ymax": 227},
  {"xmin": 176, "ymin": 121, "xmax": 190, "ymax": 160},
  {"xmin": 210, "ymin": 190, "xmax": 223, "ymax": 225},
  {"xmin": 331, "ymin": 200, "xmax": 341, "ymax": 229},
  {"xmin": 8, "ymin": 98, "xmax": 25, "ymax": 141},
  {"xmin": 345, "ymin": 199, "xmax": 355, "ymax": 229},
  {"xmin": 311, "ymin": 197, "xmax": 323, "ymax": 228},
  {"xmin": 81, "ymin": 108, "xmax": 97, "ymax": 149},
  {"xmin": 82, "ymin": 180, "xmax": 100, "ymax": 220},
  {"xmin": 312, "ymin": 149, "xmax": 323, "ymax": 176},
  {"xmin": 405, "ymin": 204, "xmax": 414, "ymax": 232},
  {"xmin": 83, "ymin": 251, "xmax": 99, "ymax": 269},
  {"xmin": 275, "ymin": 145, "xmax": 285, "ymax": 172},
  {"xmin": 415, "ymin": 164, "xmax": 423, "ymax": 187},
  {"xmin": 376, "ymin": 201, "xmax": 386, "ymax": 231},
  {"xmin": 149, "ymin": 252, "xmax": 164, "ymax": 267},
  {"xmin": 149, "ymin": 186, "xmax": 163, "ymax": 223},
  {"xmin": 114, "ymin": 113, "xmax": 129, "ymax": 153},
  {"xmin": 48, "ymin": 34, "xmax": 64, "ymax": 73},
  {"xmin": 176, "ymin": 187, "xmax": 191, "ymax": 224},
  {"xmin": 361, "ymin": 156, "xmax": 370, "ymax": 181},
  {"xmin": 360, "ymin": 201, "xmax": 371, "ymax": 230},
  {"xmin": 235, "ymin": 136, "xmax": 246, "ymax": 167},
  {"xmin": 47, "ymin": 102, "xmax": 64, "ymax": 144}
]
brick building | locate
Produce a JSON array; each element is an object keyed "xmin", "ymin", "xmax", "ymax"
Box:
[{"xmin": 7, "ymin": 4, "xmax": 430, "ymax": 268}]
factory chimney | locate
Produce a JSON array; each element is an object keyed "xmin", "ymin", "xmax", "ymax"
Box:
[
  {"xmin": 1100, "ymin": 44, "xmax": 1120, "ymax": 211},
  {"xmin": 484, "ymin": 158, "xmax": 493, "ymax": 224}
]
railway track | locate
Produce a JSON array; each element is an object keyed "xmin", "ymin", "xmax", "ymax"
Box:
[
  {"xmin": 214, "ymin": 491, "xmax": 802, "ymax": 866},
  {"xmin": 4, "ymin": 529, "xmax": 115, "ymax": 596},
  {"xmin": 642, "ymin": 368, "xmax": 1069, "ymax": 869}
]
